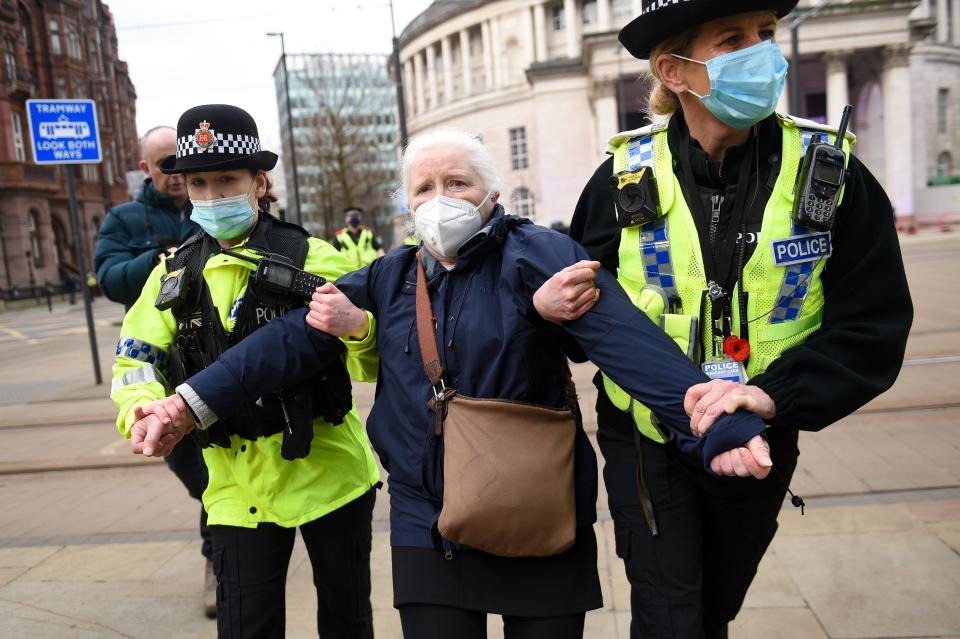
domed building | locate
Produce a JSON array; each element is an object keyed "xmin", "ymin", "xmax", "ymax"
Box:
[{"xmin": 398, "ymin": 0, "xmax": 960, "ymax": 227}]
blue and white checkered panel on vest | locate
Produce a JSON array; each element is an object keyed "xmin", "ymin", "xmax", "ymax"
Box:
[
  {"xmin": 116, "ymin": 337, "xmax": 168, "ymax": 376},
  {"xmin": 769, "ymin": 224, "xmax": 818, "ymax": 324},
  {"xmin": 640, "ymin": 223, "xmax": 677, "ymax": 293},
  {"xmin": 626, "ymin": 136, "xmax": 655, "ymax": 172},
  {"xmin": 767, "ymin": 127, "xmax": 836, "ymax": 324},
  {"xmin": 626, "ymin": 135, "xmax": 680, "ymax": 300}
]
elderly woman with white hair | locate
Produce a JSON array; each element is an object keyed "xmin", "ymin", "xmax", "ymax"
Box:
[{"xmin": 131, "ymin": 129, "xmax": 770, "ymax": 638}]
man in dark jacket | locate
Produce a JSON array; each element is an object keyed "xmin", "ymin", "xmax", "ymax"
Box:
[
  {"xmin": 94, "ymin": 126, "xmax": 197, "ymax": 309},
  {"xmin": 94, "ymin": 126, "xmax": 215, "ymax": 619}
]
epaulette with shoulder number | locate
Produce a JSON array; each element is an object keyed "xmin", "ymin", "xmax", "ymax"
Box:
[
  {"xmin": 777, "ymin": 113, "xmax": 857, "ymax": 145},
  {"xmin": 606, "ymin": 119, "xmax": 669, "ymax": 155}
]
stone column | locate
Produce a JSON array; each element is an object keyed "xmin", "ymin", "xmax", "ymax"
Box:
[
  {"xmin": 533, "ymin": 2, "xmax": 548, "ymax": 62},
  {"xmin": 460, "ymin": 29, "xmax": 473, "ymax": 96},
  {"xmin": 881, "ymin": 45, "xmax": 914, "ymax": 220},
  {"xmin": 522, "ymin": 6, "xmax": 536, "ymax": 70},
  {"xmin": 778, "ymin": 82, "xmax": 790, "ymax": 115},
  {"xmin": 490, "ymin": 16, "xmax": 503, "ymax": 87},
  {"xmin": 824, "ymin": 50, "xmax": 850, "ymax": 127},
  {"xmin": 403, "ymin": 59, "xmax": 415, "ymax": 115},
  {"xmin": 597, "ymin": 0, "xmax": 612, "ymax": 31},
  {"xmin": 936, "ymin": 0, "xmax": 949, "ymax": 42},
  {"xmin": 441, "ymin": 36, "xmax": 454, "ymax": 103},
  {"xmin": 413, "ymin": 51, "xmax": 426, "ymax": 115},
  {"xmin": 593, "ymin": 86, "xmax": 618, "ymax": 160},
  {"xmin": 426, "ymin": 44, "xmax": 438, "ymax": 109},
  {"xmin": 481, "ymin": 20, "xmax": 494, "ymax": 90},
  {"xmin": 953, "ymin": 0, "xmax": 960, "ymax": 45},
  {"xmin": 564, "ymin": 0, "xmax": 579, "ymax": 58}
]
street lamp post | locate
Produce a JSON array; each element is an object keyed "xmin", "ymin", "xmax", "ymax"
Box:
[
  {"xmin": 388, "ymin": 0, "xmax": 409, "ymax": 149},
  {"xmin": 267, "ymin": 32, "xmax": 303, "ymax": 226}
]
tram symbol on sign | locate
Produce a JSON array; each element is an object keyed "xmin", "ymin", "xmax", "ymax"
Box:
[{"xmin": 38, "ymin": 114, "xmax": 91, "ymax": 140}]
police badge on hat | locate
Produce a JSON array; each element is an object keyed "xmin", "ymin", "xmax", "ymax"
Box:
[{"xmin": 194, "ymin": 120, "xmax": 217, "ymax": 150}]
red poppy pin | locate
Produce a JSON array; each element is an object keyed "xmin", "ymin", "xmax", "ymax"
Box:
[{"xmin": 723, "ymin": 335, "xmax": 750, "ymax": 362}]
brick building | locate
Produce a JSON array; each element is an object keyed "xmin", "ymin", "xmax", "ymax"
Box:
[{"xmin": 0, "ymin": 0, "xmax": 137, "ymax": 298}]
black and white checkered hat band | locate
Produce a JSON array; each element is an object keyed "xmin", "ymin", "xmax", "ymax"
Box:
[
  {"xmin": 175, "ymin": 133, "xmax": 261, "ymax": 157},
  {"xmin": 639, "ymin": 0, "xmax": 690, "ymax": 15}
]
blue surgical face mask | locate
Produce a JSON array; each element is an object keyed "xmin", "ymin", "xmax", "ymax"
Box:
[
  {"xmin": 672, "ymin": 40, "xmax": 788, "ymax": 130},
  {"xmin": 190, "ymin": 181, "xmax": 257, "ymax": 240}
]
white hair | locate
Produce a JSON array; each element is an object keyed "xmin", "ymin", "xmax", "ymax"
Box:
[{"xmin": 400, "ymin": 129, "xmax": 503, "ymax": 202}]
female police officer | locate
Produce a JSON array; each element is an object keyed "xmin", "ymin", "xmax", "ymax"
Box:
[
  {"xmin": 110, "ymin": 104, "xmax": 380, "ymax": 638},
  {"xmin": 537, "ymin": 1, "xmax": 913, "ymax": 637}
]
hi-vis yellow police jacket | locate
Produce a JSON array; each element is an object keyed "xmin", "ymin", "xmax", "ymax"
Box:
[
  {"xmin": 111, "ymin": 235, "xmax": 380, "ymax": 528},
  {"xmin": 336, "ymin": 227, "xmax": 379, "ymax": 268},
  {"xmin": 603, "ymin": 114, "xmax": 853, "ymax": 443}
]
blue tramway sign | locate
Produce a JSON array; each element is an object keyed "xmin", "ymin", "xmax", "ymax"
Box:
[{"xmin": 25, "ymin": 99, "xmax": 102, "ymax": 164}]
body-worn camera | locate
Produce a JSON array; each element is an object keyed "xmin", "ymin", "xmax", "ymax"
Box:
[
  {"xmin": 155, "ymin": 268, "xmax": 189, "ymax": 311},
  {"xmin": 610, "ymin": 166, "xmax": 660, "ymax": 228},
  {"xmin": 793, "ymin": 105, "xmax": 852, "ymax": 231}
]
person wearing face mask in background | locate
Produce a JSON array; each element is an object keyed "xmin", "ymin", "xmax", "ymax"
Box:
[
  {"xmin": 332, "ymin": 206, "xmax": 385, "ymax": 268},
  {"xmin": 130, "ymin": 128, "xmax": 782, "ymax": 638},
  {"xmin": 109, "ymin": 104, "xmax": 380, "ymax": 639},
  {"xmin": 535, "ymin": 2, "xmax": 912, "ymax": 637}
]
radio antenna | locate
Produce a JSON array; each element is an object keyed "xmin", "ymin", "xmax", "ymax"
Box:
[{"xmin": 835, "ymin": 105, "xmax": 852, "ymax": 149}]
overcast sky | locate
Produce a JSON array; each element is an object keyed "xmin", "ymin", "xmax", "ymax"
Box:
[{"xmin": 108, "ymin": 0, "xmax": 434, "ymax": 153}]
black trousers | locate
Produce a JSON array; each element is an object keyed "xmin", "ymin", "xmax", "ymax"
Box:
[
  {"xmin": 598, "ymin": 422, "xmax": 799, "ymax": 639},
  {"xmin": 164, "ymin": 435, "xmax": 212, "ymax": 561},
  {"xmin": 398, "ymin": 603, "xmax": 585, "ymax": 639},
  {"xmin": 210, "ymin": 488, "xmax": 376, "ymax": 639}
]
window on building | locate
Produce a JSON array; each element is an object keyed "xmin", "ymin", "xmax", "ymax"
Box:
[
  {"xmin": 4, "ymin": 37, "xmax": 16, "ymax": 82},
  {"xmin": 509, "ymin": 127, "xmax": 529, "ymax": 170},
  {"xmin": 65, "ymin": 22, "xmax": 81, "ymax": 59},
  {"xmin": 937, "ymin": 151, "xmax": 953, "ymax": 178},
  {"xmin": 88, "ymin": 39, "xmax": 99, "ymax": 72},
  {"xmin": 938, "ymin": 88, "xmax": 949, "ymax": 134},
  {"xmin": 512, "ymin": 188, "xmax": 535, "ymax": 218},
  {"xmin": 19, "ymin": 6, "xmax": 32, "ymax": 49},
  {"xmin": 551, "ymin": 4, "xmax": 565, "ymax": 31},
  {"xmin": 582, "ymin": 0, "xmax": 597, "ymax": 25},
  {"xmin": 55, "ymin": 74, "xmax": 66, "ymax": 98},
  {"xmin": 612, "ymin": 0, "xmax": 633, "ymax": 18},
  {"xmin": 11, "ymin": 111, "xmax": 25, "ymax": 162},
  {"xmin": 103, "ymin": 146, "xmax": 115, "ymax": 186},
  {"xmin": 27, "ymin": 210, "xmax": 43, "ymax": 268},
  {"xmin": 49, "ymin": 18, "xmax": 61, "ymax": 56}
]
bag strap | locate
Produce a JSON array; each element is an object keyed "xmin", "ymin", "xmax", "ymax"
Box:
[
  {"xmin": 415, "ymin": 251, "xmax": 445, "ymax": 388},
  {"xmin": 415, "ymin": 251, "xmax": 457, "ymax": 435}
]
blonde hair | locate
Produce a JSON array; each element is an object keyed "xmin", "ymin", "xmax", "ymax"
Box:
[{"xmin": 646, "ymin": 27, "xmax": 701, "ymax": 117}]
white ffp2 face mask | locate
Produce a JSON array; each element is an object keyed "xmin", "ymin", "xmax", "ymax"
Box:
[{"xmin": 413, "ymin": 191, "xmax": 492, "ymax": 258}]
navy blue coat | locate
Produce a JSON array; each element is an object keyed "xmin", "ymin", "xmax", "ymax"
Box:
[
  {"xmin": 185, "ymin": 208, "xmax": 765, "ymax": 549},
  {"xmin": 94, "ymin": 179, "xmax": 197, "ymax": 308}
]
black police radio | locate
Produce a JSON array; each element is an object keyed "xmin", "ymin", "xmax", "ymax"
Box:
[
  {"xmin": 155, "ymin": 251, "xmax": 326, "ymax": 312},
  {"xmin": 793, "ymin": 105, "xmax": 852, "ymax": 231},
  {"xmin": 610, "ymin": 165, "xmax": 660, "ymax": 227},
  {"xmin": 221, "ymin": 250, "xmax": 327, "ymax": 299}
]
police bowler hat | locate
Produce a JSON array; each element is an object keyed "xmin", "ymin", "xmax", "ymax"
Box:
[
  {"xmin": 619, "ymin": 0, "xmax": 799, "ymax": 60},
  {"xmin": 160, "ymin": 104, "xmax": 278, "ymax": 174}
]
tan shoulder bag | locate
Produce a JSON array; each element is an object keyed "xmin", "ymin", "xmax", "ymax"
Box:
[{"xmin": 415, "ymin": 253, "xmax": 577, "ymax": 558}]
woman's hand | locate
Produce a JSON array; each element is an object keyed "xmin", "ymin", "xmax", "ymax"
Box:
[
  {"xmin": 684, "ymin": 379, "xmax": 776, "ymax": 436},
  {"xmin": 306, "ymin": 283, "xmax": 369, "ymax": 339},
  {"xmin": 533, "ymin": 260, "xmax": 602, "ymax": 324},
  {"xmin": 130, "ymin": 395, "xmax": 195, "ymax": 457},
  {"xmin": 709, "ymin": 434, "xmax": 773, "ymax": 479}
]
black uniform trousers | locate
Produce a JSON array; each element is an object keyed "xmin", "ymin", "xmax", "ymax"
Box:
[
  {"xmin": 598, "ymin": 420, "xmax": 799, "ymax": 639},
  {"xmin": 164, "ymin": 435, "xmax": 212, "ymax": 561},
  {"xmin": 398, "ymin": 604, "xmax": 585, "ymax": 638},
  {"xmin": 210, "ymin": 488, "xmax": 376, "ymax": 639}
]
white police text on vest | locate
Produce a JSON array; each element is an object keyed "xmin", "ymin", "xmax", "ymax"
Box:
[{"xmin": 771, "ymin": 232, "xmax": 832, "ymax": 267}]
